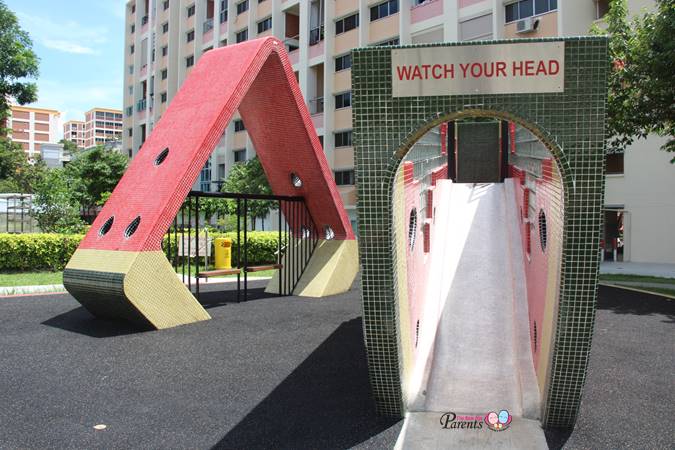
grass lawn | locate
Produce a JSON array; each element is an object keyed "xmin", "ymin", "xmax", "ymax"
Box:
[
  {"xmin": 599, "ymin": 274, "xmax": 675, "ymax": 298},
  {"xmin": 0, "ymin": 271, "xmax": 63, "ymax": 287},
  {"xmin": 599, "ymin": 274, "xmax": 675, "ymax": 284},
  {"xmin": 0, "ymin": 266, "xmax": 277, "ymax": 288}
]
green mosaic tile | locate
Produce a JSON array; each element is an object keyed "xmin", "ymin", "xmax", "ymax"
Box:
[{"xmin": 351, "ymin": 37, "xmax": 609, "ymax": 428}]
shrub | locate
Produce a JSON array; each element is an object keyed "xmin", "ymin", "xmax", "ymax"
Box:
[
  {"xmin": 162, "ymin": 230, "xmax": 285, "ymax": 267},
  {"xmin": 0, "ymin": 231, "xmax": 285, "ymax": 273},
  {"xmin": 0, "ymin": 233, "xmax": 83, "ymax": 271}
]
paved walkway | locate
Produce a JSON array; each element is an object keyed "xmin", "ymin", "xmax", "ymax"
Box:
[
  {"xmin": 0, "ymin": 281, "xmax": 672, "ymax": 448},
  {"xmin": 600, "ymin": 261, "xmax": 675, "ymax": 278}
]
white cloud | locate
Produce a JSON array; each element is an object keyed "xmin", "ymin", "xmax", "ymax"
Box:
[
  {"xmin": 43, "ymin": 40, "xmax": 97, "ymax": 55},
  {"xmin": 16, "ymin": 12, "xmax": 109, "ymax": 55}
]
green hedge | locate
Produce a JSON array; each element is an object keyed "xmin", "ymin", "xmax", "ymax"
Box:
[
  {"xmin": 0, "ymin": 231, "xmax": 286, "ymax": 272},
  {"xmin": 163, "ymin": 231, "xmax": 285, "ymax": 266},
  {"xmin": 0, "ymin": 233, "xmax": 84, "ymax": 271}
]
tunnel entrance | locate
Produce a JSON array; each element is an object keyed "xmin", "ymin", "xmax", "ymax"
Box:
[
  {"xmin": 392, "ymin": 118, "xmax": 564, "ymax": 428},
  {"xmin": 351, "ymin": 37, "xmax": 608, "ymax": 430}
]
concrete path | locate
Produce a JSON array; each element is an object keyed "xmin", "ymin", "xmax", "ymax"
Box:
[
  {"xmin": 398, "ymin": 182, "xmax": 545, "ymax": 449},
  {"xmin": 600, "ymin": 262, "xmax": 675, "ymax": 278}
]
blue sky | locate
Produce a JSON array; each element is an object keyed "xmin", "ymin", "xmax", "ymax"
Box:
[{"xmin": 7, "ymin": 0, "xmax": 126, "ymax": 137}]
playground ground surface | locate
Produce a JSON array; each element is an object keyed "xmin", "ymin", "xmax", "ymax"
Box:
[{"xmin": 0, "ymin": 281, "xmax": 672, "ymax": 449}]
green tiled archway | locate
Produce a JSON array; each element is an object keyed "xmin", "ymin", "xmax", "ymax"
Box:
[{"xmin": 351, "ymin": 37, "xmax": 608, "ymax": 428}]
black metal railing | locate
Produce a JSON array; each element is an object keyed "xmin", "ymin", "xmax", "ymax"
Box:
[{"xmin": 162, "ymin": 191, "xmax": 319, "ymax": 302}]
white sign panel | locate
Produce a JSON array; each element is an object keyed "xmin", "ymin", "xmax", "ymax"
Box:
[{"xmin": 391, "ymin": 42, "xmax": 564, "ymax": 97}]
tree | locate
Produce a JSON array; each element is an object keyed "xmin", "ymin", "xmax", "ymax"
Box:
[
  {"xmin": 31, "ymin": 169, "xmax": 86, "ymax": 233},
  {"xmin": 0, "ymin": 0, "xmax": 39, "ymax": 120},
  {"xmin": 65, "ymin": 146, "xmax": 128, "ymax": 212},
  {"xmin": 592, "ymin": 0, "xmax": 675, "ymax": 161},
  {"xmin": 0, "ymin": 137, "xmax": 45, "ymax": 193},
  {"xmin": 222, "ymin": 157, "xmax": 277, "ymax": 230},
  {"xmin": 59, "ymin": 139, "xmax": 79, "ymax": 155}
]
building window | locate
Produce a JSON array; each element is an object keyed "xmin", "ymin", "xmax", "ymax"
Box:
[
  {"xmin": 335, "ymin": 54, "xmax": 352, "ymax": 72},
  {"xmin": 257, "ymin": 17, "xmax": 272, "ymax": 33},
  {"xmin": 128, "ymin": 86, "xmax": 133, "ymax": 95},
  {"xmin": 335, "ymin": 170, "xmax": 355, "ymax": 185},
  {"xmin": 595, "ymin": 0, "xmax": 609, "ymax": 19},
  {"xmin": 130, "ymin": 24, "xmax": 135, "ymax": 33},
  {"xmin": 200, "ymin": 158, "xmax": 212, "ymax": 192},
  {"xmin": 161, "ymin": 69, "xmax": 168, "ymax": 80},
  {"xmin": 505, "ymin": 0, "xmax": 557, "ymax": 23},
  {"xmin": 162, "ymin": 45, "xmax": 168, "ymax": 56},
  {"xmin": 234, "ymin": 149, "xmax": 246, "ymax": 162},
  {"xmin": 163, "ymin": 0, "xmax": 169, "ymax": 10},
  {"xmin": 236, "ymin": 28, "xmax": 248, "ymax": 42},
  {"xmin": 161, "ymin": 92, "xmax": 168, "ymax": 103},
  {"xmin": 370, "ymin": 0, "xmax": 398, "ymax": 21},
  {"xmin": 606, "ymin": 153, "xmax": 624, "ymax": 175},
  {"xmin": 335, "ymin": 92, "xmax": 352, "ymax": 109},
  {"xmin": 234, "ymin": 119, "xmax": 245, "ymax": 132},
  {"xmin": 187, "ymin": 29, "xmax": 195, "ymax": 42},
  {"xmin": 128, "ymin": 149, "xmax": 133, "ymax": 157},
  {"xmin": 334, "ymin": 130, "xmax": 353, "ymax": 147},
  {"xmin": 336, "ymin": 13, "xmax": 359, "ymax": 35},
  {"xmin": 374, "ymin": 37, "xmax": 399, "ymax": 46},
  {"xmin": 126, "ymin": 106, "xmax": 133, "ymax": 116},
  {"xmin": 131, "ymin": 4, "xmax": 136, "ymax": 14},
  {"xmin": 218, "ymin": 163, "xmax": 226, "ymax": 180},
  {"xmin": 187, "ymin": 4, "xmax": 196, "ymax": 17},
  {"xmin": 129, "ymin": 64, "xmax": 134, "ymax": 74},
  {"xmin": 236, "ymin": 0, "xmax": 249, "ymax": 15},
  {"xmin": 128, "ymin": 128, "xmax": 133, "ymax": 137},
  {"xmin": 162, "ymin": 22, "xmax": 169, "ymax": 33},
  {"xmin": 220, "ymin": 0, "xmax": 228, "ymax": 23},
  {"xmin": 186, "ymin": 54, "xmax": 195, "ymax": 67}
]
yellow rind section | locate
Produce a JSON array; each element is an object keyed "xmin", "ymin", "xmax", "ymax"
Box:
[
  {"xmin": 65, "ymin": 249, "xmax": 211, "ymax": 329},
  {"xmin": 265, "ymin": 239, "xmax": 359, "ymax": 297},
  {"xmin": 66, "ymin": 248, "xmax": 138, "ymax": 273}
]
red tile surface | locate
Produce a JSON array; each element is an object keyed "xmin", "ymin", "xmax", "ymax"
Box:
[{"xmin": 80, "ymin": 37, "xmax": 353, "ymax": 252}]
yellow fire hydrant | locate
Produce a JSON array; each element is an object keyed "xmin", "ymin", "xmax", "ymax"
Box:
[{"xmin": 214, "ymin": 237, "xmax": 232, "ymax": 269}]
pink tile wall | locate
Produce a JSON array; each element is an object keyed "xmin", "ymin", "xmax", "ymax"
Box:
[
  {"xmin": 402, "ymin": 161, "xmax": 448, "ymax": 363},
  {"xmin": 511, "ymin": 157, "xmax": 563, "ymax": 373}
]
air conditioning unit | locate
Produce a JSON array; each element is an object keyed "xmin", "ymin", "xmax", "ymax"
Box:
[{"xmin": 516, "ymin": 17, "xmax": 539, "ymax": 33}]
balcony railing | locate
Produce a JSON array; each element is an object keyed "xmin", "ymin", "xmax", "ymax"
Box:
[
  {"xmin": 309, "ymin": 25, "xmax": 324, "ymax": 45},
  {"xmin": 284, "ymin": 35, "xmax": 299, "ymax": 52},
  {"xmin": 309, "ymin": 97, "xmax": 324, "ymax": 115},
  {"xmin": 136, "ymin": 98, "xmax": 147, "ymax": 112},
  {"xmin": 203, "ymin": 18, "xmax": 214, "ymax": 33}
]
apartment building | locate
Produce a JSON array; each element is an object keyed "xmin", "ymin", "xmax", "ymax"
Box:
[
  {"xmin": 123, "ymin": 0, "xmax": 674, "ymax": 264},
  {"xmin": 82, "ymin": 108, "xmax": 124, "ymax": 148},
  {"xmin": 6, "ymin": 105, "xmax": 61, "ymax": 158},
  {"xmin": 63, "ymin": 120, "xmax": 86, "ymax": 148}
]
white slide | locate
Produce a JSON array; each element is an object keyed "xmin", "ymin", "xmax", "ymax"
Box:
[{"xmin": 396, "ymin": 181, "xmax": 548, "ymax": 449}]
